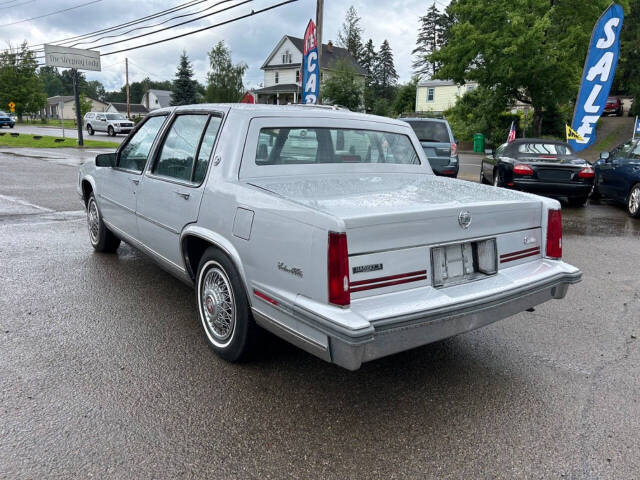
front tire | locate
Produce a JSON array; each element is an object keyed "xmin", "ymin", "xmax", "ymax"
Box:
[
  {"xmin": 196, "ymin": 248, "xmax": 257, "ymax": 362},
  {"xmin": 628, "ymin": 184, "xmax": 640, "ymax": 218},
  {"xmin": 86, "ymin": 193, "xmax": 120, "ymax": 252}
]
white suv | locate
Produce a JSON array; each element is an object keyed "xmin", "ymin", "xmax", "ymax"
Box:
[{"xmin": 84, "ymin": 112, "xmax": 135, "ymax": 136}]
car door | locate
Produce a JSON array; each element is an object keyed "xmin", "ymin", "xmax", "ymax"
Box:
[
  {"xmin": 136, "ymin": 111, "xmax": 224, "ymax": 267},
  {"xmin": 95, "ymin": 113, "xmax": 107, "ymax": 132},
  {"xmin": 485, "ymin": 143, "xmax": 506, "ymax": 182},
  {"xmin": 600, "ymin": 141, "xmax": 635, "ymax": 199},
  {"xmin": 97, "ymin": 115, "xmax": 168, "ymax": 239}
]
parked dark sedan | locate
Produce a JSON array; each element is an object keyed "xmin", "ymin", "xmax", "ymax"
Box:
[
  {"xmin": 403, "ymin": 117, "xmax": 459, "ymax": 177},
  {"xmin": 0, "ymin": 111, "xmax": 14, "ymax": 128},
  {"xmin": 481, "ymin": 139, "xmax": 595, "ymax": 206},
  {"xmin": 593, "ymin": 139, "xmax": 640, "ymax": 218}
]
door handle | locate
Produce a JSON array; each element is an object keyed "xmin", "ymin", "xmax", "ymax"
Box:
[
  {"xmin": 174, "ymin": 191, "xmax": 190, "ymax": 200},
  {"xmin": 131, "ymin": 179, "xmax": 140, "ymax": 185}
]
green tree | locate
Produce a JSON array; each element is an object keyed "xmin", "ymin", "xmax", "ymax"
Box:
[
  {"xmin": 75, "ymin": 93, "xmax": 94, "ymax": 121},
  {"xmin": 412, "ymin": 3, "xmax": 444, "ymax": 79},
  {"xmin": 171, "ymin": 51, "xmax": 197, "ymax": 106},
  {"xmin": 360, "ymin": 39, "xmax": 377, "ymax": 111},
  {"xmin": 391, "ymin": 78, "xmax": 418, "ymax": 116},
  {"xmin": 205, "ymin": 41, "xmax": 247, "ymax": 103},
  {"xmin": 431, "ymin": 0, "xmax": 627, "ymax": 136},
  {"xmin": 321, "ymin": 59, "xmax": 363, "ymax": 111},
  {"xmin": 337, "ymin": 5, "xmax": 364, "ymax": 62},
  {"xmin": 373, "ymin": 40, "xmax": 398, "ymax": 100},
  {"xmin": 60, "ymin": 69, "xmax": 87, "ymax": 96},
  {"xmin": 84, "ymin": 80, "xmax": 105, "ymax": 101},
  {"xmin": 614, "ymin": 0, "xmax": 640, "ymax": 113},
  {"xmin": 372, "ymin": 97, "xmax": 391, "ymax": 117},
  {"xmin": 0, "ymin": 42, "xmax": 46, "ymax": 121},
  {"xmin": 39, "ymin": 66, "xmax": 63, "ymax": 97}
]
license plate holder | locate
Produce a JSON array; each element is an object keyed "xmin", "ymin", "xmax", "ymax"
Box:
[{"xmin": 431, "ymin": 238, "xmax": 497, "ymax": 287}]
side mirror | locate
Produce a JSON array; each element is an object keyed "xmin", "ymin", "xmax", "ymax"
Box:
[
  {"xmin": 95, "ymin": 152, "xmax": 116, "ymax": 167},
  {"xmin": 599, "ymin": 151, "xmax": 610, "ymax": 162},
  {"xmin": 485, "ymin": 148, "xmax": 494, "ymax": 156}
]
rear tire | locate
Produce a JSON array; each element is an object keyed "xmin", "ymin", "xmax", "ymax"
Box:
[
  {"xmin": 108, "ymin": 126, "xmax": 115, "ymax": 136},
  {"xmin": 628, "ymin": 184, "xmax": 640, "ymax": 218},
  {"xmin": 493, "ymin": 169, "xmax": 503, "ymax": 187},
  {"xmin": 196, "ymin": 248, "xmax": 257, "ymax": 362},
  {"xmin": 86, "ymin": 193, "xmax": 120, "ymax": 252},
  {"xmin": 87, "ymin": 125, "xmax": 94, "ymax": 135}
]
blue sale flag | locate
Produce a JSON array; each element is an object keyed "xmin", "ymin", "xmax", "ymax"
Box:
[
  {"xmin": 302, "ymin": 19, "xmax": 319, "ymax": 104},
  {"xmin": 569, "ymin": 4, "xmax": 624, "ymax": 152},
  {"xmin": 635, "ymin": 116, "xmax": 640, "ymax": 138}
]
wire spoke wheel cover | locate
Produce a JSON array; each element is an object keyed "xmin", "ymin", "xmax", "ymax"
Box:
[
  {"xmin": 199, "ymin": 262, "xmax": 236, "ymax": 347},
  {"xmin": 87, "ymin": 199, "xmax": 100, "ymax": 245},
  {"xmin": 630, "ymin": 186, "xmax": 640, "ymax": 216}
]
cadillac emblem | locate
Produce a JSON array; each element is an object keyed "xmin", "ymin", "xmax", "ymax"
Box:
[{"xmin": 458, "ymin": 210, "xmax": 472, "ymax": 229}]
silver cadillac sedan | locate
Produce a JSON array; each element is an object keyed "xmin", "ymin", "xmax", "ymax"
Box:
[{"xmin": 77, "ymin": 104, "xmax": 582, "ymax": 370}]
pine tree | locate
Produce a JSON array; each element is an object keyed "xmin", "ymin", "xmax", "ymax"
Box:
[
  {"xmin": 337, "ymin": 5, "xmax": 364, "ymax": 62},
  {"xmin": 205, "ymin": 41, "xmax": 247, "ymax": 103},
  {"xmin": 170, "ymin": 51, "xmax": 197, "ymax": 106},
  {"xmin": 373, "ymin": 40, "xmax": 398, "ymax": 95},
  {"xmin": 412, "ymin": 3, "xmax": 443, "ymax": 79},
  {"xmin": 360, "ymin": 39, "xmax": 377, "ymax": 111}
]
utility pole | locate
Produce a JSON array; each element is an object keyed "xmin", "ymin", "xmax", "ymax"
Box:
[
  {"xmin": 316, "ymin": 0, "xmax": 323, "ymax": 104},
  {"xmin": 125, "ymin": 57, "xmax": 130, "ymax": 119},
  {"xmin": 72, "ymin": 68, "xmax": 84, "ymax": 146}
]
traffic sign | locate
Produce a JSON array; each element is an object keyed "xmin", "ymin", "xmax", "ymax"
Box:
[{"xmin": 8, "ymin": 101, "xmax": 15, "ymax": 113}]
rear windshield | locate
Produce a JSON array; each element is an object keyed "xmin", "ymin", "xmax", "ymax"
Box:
[
  {"xmin": 255, "ymin": 127, "xmax": 420, "ymax": 165},
  {"xmin": 517, "ymin": 143, "xmax": 573, "ymax": 155},
  {"xmin": 405, "ymin": 120, "xmax": 450, "ymax": 143},
  {"xmin": 106, "ymin": 114, "xmax": 126, "ymax": 120}
]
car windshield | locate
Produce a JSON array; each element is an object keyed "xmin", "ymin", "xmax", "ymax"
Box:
[
  {"xmin": 518, "ymin": 143, "xmax": 573, "ymax": 155},
  {"xmin": 106, "ymin": 114, "xmax": 126, "ymax": 120},
  {"xmin": 405, "ymin": 120, "xmax": 450, "ymax": 143},
  {"xmin": 255, "ymin": 127, "xmax": 420, "ymax": 165}
]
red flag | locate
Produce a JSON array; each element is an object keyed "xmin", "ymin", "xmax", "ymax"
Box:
[{"xmin": 507, "ymin": 121, "xmax": 516, "ymax": 143}]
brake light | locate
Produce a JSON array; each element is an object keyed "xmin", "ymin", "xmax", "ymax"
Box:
[
  {"xmin": 546, "ymin": 210, "xmax": 562, "ymax": 259},
  {"xmin": 513, "ymin": 164, "xmax": 534, "ymax": 176},
  {"xmin": 450, "ymin": 142, "xmax": 457, "ymax": 156},
  {"xmin": 578, "ymin": 166, "xmax": 595, "ymax": 179},
  {"xmin": 328, "ymin": 232, "xmax": 350, "ymax": 306}
]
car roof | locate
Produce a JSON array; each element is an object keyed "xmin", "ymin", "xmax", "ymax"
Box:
[
  {"xmin": 400, "ymin": 117, "xmax": 448, "ymax": 123},
  {"xmin": 150, "ymin": 103, "xmax": 411, "ymax": 127}
]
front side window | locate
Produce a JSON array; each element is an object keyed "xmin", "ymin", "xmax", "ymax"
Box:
[
  {"xmin": 255, "ymin": 127, "xmax": 419, "ymax": 166},
  {"xmin": 118, "ymin": 115, "xmax": 166, "ymax": 172},
  {"xmin": 153, "ymin": 114, "xmax": 209, "ymax": 182},
  {"xmin": 427, "ymin": 88, "xmax": 435, "ymax": 102}
]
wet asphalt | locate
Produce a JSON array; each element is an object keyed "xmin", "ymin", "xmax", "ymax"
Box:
[{"xmin": 1, "ymin": 152, "xmax": 639, "ymax": 479}]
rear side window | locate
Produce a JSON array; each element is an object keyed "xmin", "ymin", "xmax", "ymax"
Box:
[
  {"xmin": 256, "ymin": 127, "xmax": 419, "ymax": 165},
  {"xmin": 193, "ymin": 116, "xmax": 222, "ymax": 183},
  {"xmin": 153, "ymin": 114, "xmax": 209, "ymax": 182},
  {"xmin": 405, "ymin": 121, "xmax": 450, "ymax": 143},
  {"xmin": 517, "ymin": 143, "xmax": 572, "ymax": 155}
]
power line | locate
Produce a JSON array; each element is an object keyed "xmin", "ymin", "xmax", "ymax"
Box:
[
  {"xmin": 68, "ymin": 0, "xmax": 238, "ymax": 49},
  {"xmin": 101, "ymin": 0, "xmax": 297, "ymax": 56},
  {"xmin": 0, "ymin": 0, "xmax": 36, "ymax": 10},
  {"xmin": 0, "ymin": 0, "xmax": 103, "ymax": 28}
]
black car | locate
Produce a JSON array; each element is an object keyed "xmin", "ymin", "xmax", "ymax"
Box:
[
  {"xmin": 481, "ymin": 139, "xmax": 594, "ymax": 206},
  {"xmin": 593, "ymin": 139, "xmax": 640, "ymax": 218},
  {"xmin": 403, "ymin": 117, "xmax": 459, "ymax": 177}
]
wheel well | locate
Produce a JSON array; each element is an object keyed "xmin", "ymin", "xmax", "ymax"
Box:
[
  {"xmin": 81, "ymin": 180, "xmax": 93, "ymax": 206},
  {"xmin": 182, "ymin": 235, "xmax": 218, "ymax": 281}
]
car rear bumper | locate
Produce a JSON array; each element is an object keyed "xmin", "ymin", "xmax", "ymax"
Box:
[
  {"xmin": 251, "ymin": 259, "xmax": 582, "ymax": 370},
  {"xmin": 431, "ymin": 162, "xmax": 459, "ymax": 177},
  {"xmin": 512, "ymin": 179, "xmax": 592, "ymax": 197}
]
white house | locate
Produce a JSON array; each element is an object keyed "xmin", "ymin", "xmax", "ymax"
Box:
[
  {"xmin": 253, "ymin": 35, "xmax": 365, "ymax": 105},
  {"xmin": 42, "ymin": 95, "xmax": 107, "ymax": 120},
  {"xmin": 105, "ymin": 102, "xmax": 150, "ymax": 118},
  {"xmin": 141, "ymin": 89, "xmax": 172, "ymax": 110},
  {"xmin": 415, "ymin": 80, "xmax": 478, "ymax": 114}
]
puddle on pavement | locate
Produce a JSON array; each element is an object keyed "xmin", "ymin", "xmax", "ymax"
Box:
[{"xmin": 563, "ymin": 203, "xmax": 640, "ymax": 237}]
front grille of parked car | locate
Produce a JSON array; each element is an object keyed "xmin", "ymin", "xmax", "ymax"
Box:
[
  {"xmin": 536, "ymin": 169, "xmax": 573, "ymax": 182},
  {"xmin": 0, "ymin": 117, "xmax": 10, "ymax": 121}
]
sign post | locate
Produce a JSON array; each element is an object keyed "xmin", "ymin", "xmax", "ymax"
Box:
[
  {"xmin": 59, "ymin": 100, "xmax": 65, "ymax": 138},
  {"xmin": 44, "ymin": 45, "xmax": 101, "ymax": 146}
]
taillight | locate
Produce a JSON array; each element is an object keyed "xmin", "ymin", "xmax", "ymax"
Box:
[
  {"xmin": 546, "ymin": 209, "xmax": 562, "ymax": 259},
  {"xmin": 450, "ymin": 142, "xmax": 457, "ymax": 156},
  {"xmin": 513, "ymin": 163, "xmax": 534, "ymax": 176},
  {"xmin": 578, "ymin": 166, "xmax": 595, "ymax": 179},
  {"xmin": 328, "ymin": 232, "xmax": 350, "ymax": 306}
]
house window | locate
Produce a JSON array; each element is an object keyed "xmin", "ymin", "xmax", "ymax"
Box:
[
  {"xmin": 466, "ymin": 84, "xmax": 476, "ymax": 93},
  {"xmin": 427, "ymin": 88, "xmax": 435, "ymax": 102},
  {"xmin": 275, "ymin": 71, "xmax": 279, "ymax": 84},
  {"xmin": 282, "ymin": 50, "xmax": 291, "ymax": 64},
  {"xmin": 295, "ymin": 69, "xmax": 300, "ymax": 83}
]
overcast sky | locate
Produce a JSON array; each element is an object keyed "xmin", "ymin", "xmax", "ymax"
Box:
[{"xmin": 1, "ymin": 0, "xmax": 448, "ymax": 94}]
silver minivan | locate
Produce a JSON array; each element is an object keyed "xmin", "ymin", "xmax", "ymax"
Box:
[{"xmin": 84, "ymin": 112, "xmax": 135, "ymax": 136}]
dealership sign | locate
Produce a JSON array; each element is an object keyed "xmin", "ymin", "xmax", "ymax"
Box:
[
  {"xmin": 302, "ymin": 19, "xmax": 319, "ymax": 104},
  {"xmin": 569, "ymin": 4, "xmax": 624, "ymax": 152},
  {"xmin": 44, "ymin": 45, "xmax": 101, "ymax": 71}
]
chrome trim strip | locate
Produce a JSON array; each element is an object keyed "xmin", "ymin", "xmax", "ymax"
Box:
[
  {"xmin": 135, "ymin": 211, "xmax": 180, "ymax": 235},
  {"xmin": 98, "ymin": 194, "xmax": 135, "ymax": 214},
  {"xmin": 103, "ymin": 219, "xmax": 186, "ymax": 273}
]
